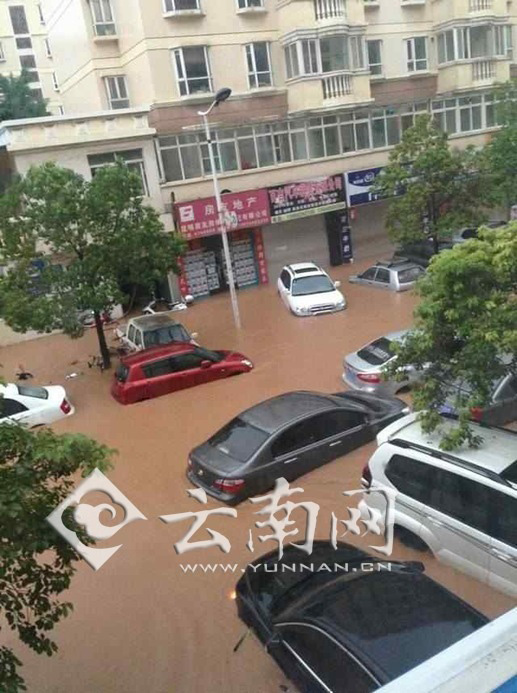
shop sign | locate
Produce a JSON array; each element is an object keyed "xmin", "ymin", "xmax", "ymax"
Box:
[
  {"xmin": 268, "ymin": 175, "xmax": 346, "ymax": 223},
  {"xmin": 174, "ymin": 189, "xmax": 271, "ymax": 239},
  {"xmin": 345, "ymin": 166, "xmax": 406, "ymax": 207}
]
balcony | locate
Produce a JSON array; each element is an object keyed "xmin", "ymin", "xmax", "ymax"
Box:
[
  {"xmin": 472, "ymin": 59, "xmax": 495, "ymax": 81},
  {"xmin": 314, "ymin": 0, "xmax": 346, "ymax": 21},
  {"xmin": 437, "ymin": 58, "xmax": 510, "ymax": 93},
  {"xmin": 322, "ymin": 72, "xmax": 351, "ymax": 100},
  {"xmin": 469, "ymin": 0, "xmax": 492, "ymax": 10},
  {"xmin": 432, "ymin": 0, "xmax": 508, "ymax": 26}
]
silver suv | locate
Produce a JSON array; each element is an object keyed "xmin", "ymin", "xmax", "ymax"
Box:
[
  {"xmin": 362, "ymin": 414, "xmax": 517, "ymax": 597},
  {"xmin": 349, "ymin": 259, "xmax": 424, "ymax": 292}
]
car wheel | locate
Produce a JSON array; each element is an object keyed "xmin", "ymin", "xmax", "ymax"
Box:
[{"xmin": 394, "ymin": 525, "xmax": 429, "ymax": 552}]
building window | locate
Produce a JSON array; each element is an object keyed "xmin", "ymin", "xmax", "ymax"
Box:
[
  {"xmin": 432, "ymin": 93, "xmax": 495, "ymax": 134},
  {"xmin": 104, "ymin": 76, "xmax": 130, "ymax": 109},
  {"xmin": 88, "ymin": 150, "xmax": 149, "ymax": 196},
  {"xmin": 284, "ymin": 35, "xmax": 366, "ymax": 79},
  {"xmin": 164, "ymin": 0, "xmax": 200, "ymax": 10},
  {"xmin": 20, "ymin": 55, "xmax": 39, "ymax": 82},
  {"xmin": 400, "ymin": 101, "xmax": 429, "ymax": 131},
  {"xmin": 173, "ymin": 46, "xmax": 212, "ymax": 96},
  {"xmin": 15, "ymin": 37, "xmax": 32, "ymax": 49},
  {"xmin": 437, "ymin": 24, "xmax": 512, "ymax": 64},
  {"xmin": 52, "ymin": 72, "xmax": 59, "ymax": 90},
  {"xmin": 238, "ymin": 0, "xmax": 263, "ymax": 8},
  {"xmin": 350, "ymin": 36, "xmax": 365, "ymax": 69},
  {"xmin": 58, "ymin": 105, "xmax": 65, "ymax": 115},
  {"xmin": 9, "ymin": 6, "xmax": 29, "ymax": 35},
  {"xmin": 405, "ymin": 37, "xmax": 427, "ymax": 72},
  {"xmin": 44, "ymin": 38, "xmax": 52, "ymax": 58},
  {"xmin": 246, "ymin": 43, "xmax": 272, "ymax": 88},
  {"xmin": 90, "ymin": 0, "xmax": 116, "ymax": 36},
  {"xmin": 367, "ymin": 40, "xmax": 382, "ymax": 75},
  {"xmin": 37, "ymin": 3, "xmax": 45, "ymax": 24},
  {"xmin": 0, "ymin": 42, "xmax": 5, "ymax": 62}
]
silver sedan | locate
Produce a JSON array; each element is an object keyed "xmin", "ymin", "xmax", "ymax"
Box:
[{"xmin": 343, "ymin": 329, "xmax": 421, "ymax": 396}]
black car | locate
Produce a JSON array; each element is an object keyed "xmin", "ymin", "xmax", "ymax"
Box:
[
  {"xmin": 187, "ymin": 390, "xmax": 409, "ymax": 504},
  {"xmin": 236, "ymin": 542, "xmax": 488, "ymax": 692},
  {"xmin": 393, "ymin": 239, "xmax": 453, "ymax": 268}
]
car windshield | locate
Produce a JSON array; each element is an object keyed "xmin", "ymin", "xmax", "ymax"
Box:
[
  {"xmin": 398, "ymin": 267, "xmax": 424, "ymax": 283},
  {"xmin": 144, "ymin": 324, "xmax": 190, "ymax": 347},
  {"xmin": 209, "ymin": 417, "xmax": 269, "ymax": 461},
  {"xmin": 292, "ymin": 275, "xmax": 334, "ymax": 296},
  {"xmin": 502, "ymin": 460, "xmax": 517, "ymax": 484},
  {"xmin": 194, "ymin": 347, "xmax": 224, "ymax": 363},
  {"xmin": 357, "ymin": 337, "xmax": 396, "ymax": 366},
  {"xmin": 16, "ymin": 385, "xmax": 48, "ymax": 399}
]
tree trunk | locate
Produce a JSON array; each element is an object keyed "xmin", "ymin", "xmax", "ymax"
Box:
[{"xmin": 94, "ymin": 311, "xmax": 111, "ymax": 370}]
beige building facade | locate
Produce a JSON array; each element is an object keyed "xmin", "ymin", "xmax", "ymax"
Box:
[
  {"xmin": 1, "ymin": 0, "xmax": 516, "ymax": 299},
  {"xmin": 0, "ymin": 0, "xmax": 63, "ymax": 113}
]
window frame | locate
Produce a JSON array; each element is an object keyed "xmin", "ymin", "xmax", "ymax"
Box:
[
  {"xmin": 237, "ymin": 0, "xmax": 264, "ymax": 8},
  {"xmin": 52, "ymin": 71, "xmax": 59, "ymax": 91},
  {"xmin": 0, "ymin": 42, "xmax": 5, "ymax": 62},
  {"xmin": 172, "ymin": 46, "xmax": 213, "ymax": 97},
  {"xmin": 245, "ymin": 42, "xmax": 272, "ymax": 89},
  {"xmin": 103, "ymin": 75, "xmax": 130, "ymax": 110},
  {"xmin": 88, "ymin": 149, "xmax": 150, "ymax": 196},
  {"xmin": 367, "ymin": 39, "xmax": 382, "ymax": 76},
  {"xmin": 9, "ymin": 6, "xmax": 29, "ymax": 35},
  {"xmin": 405, "ymin": 36, "xmax": 428, "ymax": 73},
  {"xmin": 89, "ymin": 0, "xmax": 117, "ymax": 36},
  {"xmin": 164, "ymin": 0, "xmax": 201, "ymax": 11}
]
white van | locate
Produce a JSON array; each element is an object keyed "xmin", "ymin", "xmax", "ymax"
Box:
[{"xmin": 362, "ymin": 413, "xmax": 517, "ymax": 597}]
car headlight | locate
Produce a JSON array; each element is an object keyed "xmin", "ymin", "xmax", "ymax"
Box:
[
  {"xmin": 241, "ymin": 359, "xmax": 253, "ymax": 368},
  {"xmin": 336, "ymin": 299, "xmax": 346, "ymax": 309},
  {"xmin": 295, "ymin": 305, "xmax": 310, "ymax": 315}
]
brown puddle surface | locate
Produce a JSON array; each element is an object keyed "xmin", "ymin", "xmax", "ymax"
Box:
[{"xmin": 2, "ymin": 260, "xmax": 515, "ymax": 692}]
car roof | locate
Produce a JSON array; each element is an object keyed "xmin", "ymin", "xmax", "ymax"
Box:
[
  {"xmin": 129, "ymin": 314, "xmax": 182, "ymax": 330},
  {"xmin": 240, "ymin": 391, "xmax": 337, "ymax": 433},
  {"xmin": 376, "ymin": 259, "xmax": 420, "ymax": 270},
  {"xmin": 121, "ymin": 342, "xmax": 193, "ymax": 365},
  {"xmin": 287, "ymin": 262, "xmax": 320, "ymax": 273},
  {"xmin": 383, "ymin": 414, "xmax": 517, "ymax": 474},
  {"xmin": 362, "ymin": 329, "xmax": 411, "ymax": 347},
  {"xmin": 285, "ymin": 569, "xmax": 486, "ymax": 682}
]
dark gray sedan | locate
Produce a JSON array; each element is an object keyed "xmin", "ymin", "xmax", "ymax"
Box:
[{"xmin": 187, "ymin": 390, "xmax": 409, "ymax": 505}]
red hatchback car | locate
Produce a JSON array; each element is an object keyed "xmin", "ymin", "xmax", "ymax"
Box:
[{"xmin": 111, "ymin": 343, "xmax": 253, "ymax": 405}]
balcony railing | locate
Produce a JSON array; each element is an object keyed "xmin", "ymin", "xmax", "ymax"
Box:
[
  {"xmin": 314, "ymin": 0, "xmax": 346, "ymax": 20},
  {"xmin": 322, "ymin": 72, "xmax": 351, "ymax": 100},
  {"xmin": 472, "ymin": 59, "xmax": 495, "ymax": 81},
  {"xmin": 469, "ymin": 0, "xmax": 492, "ymax": 10}
]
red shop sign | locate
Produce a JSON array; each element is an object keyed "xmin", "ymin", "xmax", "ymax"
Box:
[{"xmin": 174, "ymin": 189, "xmax": 271, "ymax": 240}]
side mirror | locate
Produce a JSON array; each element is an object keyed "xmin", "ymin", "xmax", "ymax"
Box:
[
  {"xmin": 334, "ymin": 280, "xmax": 341, "ymax": 288},
  {"xmin": 200, "ymin": 360, "xmax": 212, "ymax": 369},
  {"xmin": 191, "ymin": 332, "xmax": 199, "ymax": 340}
]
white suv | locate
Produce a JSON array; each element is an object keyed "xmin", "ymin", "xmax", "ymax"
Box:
[
  {"xmin": 361, "ymin": 413, "xmax": 517, "ymax": 597},
  {"xmin": 277, "ymin": 263, "xmax": 346, "ymax": 316}
]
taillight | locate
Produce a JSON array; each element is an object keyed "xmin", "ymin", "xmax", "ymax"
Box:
[
  {"xmin": 60, "ymin": 398, "xmax": 72, "ymax": 414},
  {"xmin": 470, "ymin": 406, "xmax": 483, "ymax": 421},
  {"xmin": 214, "ymin": 479, "xmax": 245, "ymax": 494},
  {"xmin": 362, "ymin": 463, "xmax": 372, "ymax": 488},
  {"xmin": 357, "ymin": 372, "xmax": 381, "ymax": 384}
]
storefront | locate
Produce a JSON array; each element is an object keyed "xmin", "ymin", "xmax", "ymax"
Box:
[{"xmin": 173, "ymin": 189, "xmax": 269, "ymax": 299}]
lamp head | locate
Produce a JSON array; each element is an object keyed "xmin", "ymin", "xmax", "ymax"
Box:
[{"xmin": 214, "ymin": 87, "xmax": 232, "ymax": 106}]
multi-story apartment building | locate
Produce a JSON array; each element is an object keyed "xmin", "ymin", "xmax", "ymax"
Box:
[
  {"xmin": 0, "ymin": 0, "xmax": 62, "ymax": 113},
  {"xmin": 1, "ymin": 0, "xmax": 516, "ymax": 300}
]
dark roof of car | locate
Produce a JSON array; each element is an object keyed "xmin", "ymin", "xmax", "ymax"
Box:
[
  {"xmin": 376, "ymin": 259, "xmax": 421, "ymax": 270},
  {"xmin": 281, "ymin": 568, "xmax": 487, "ymax": 682},
  {"xmin": 240, "ymin": 391, "xmax": 337, "ymax": 433},
  {"xmin": 121, "ymin": 342, "xmax": 193, "ymax": 365},
  {"xmin": 130, "ymin": 314, "xmax": 183, "ymax": 331}
]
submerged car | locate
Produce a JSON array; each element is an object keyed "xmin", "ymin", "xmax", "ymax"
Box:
[
  {"xmin": 187, "ymin": 390, "xmax": 409, "ymax": 504},
  {"xmin": 111, "ymin": 343, "xmax": 253, "ymax": 405},
  {"xmin": 0, "ymin": 383, "xmax": 74, "ymax": 427},
  {"xmin": 115, "ymin": 313, "xmax": 198, "ymax": 353},
  {"xmin": 349, "ymin": 260, "xmax": 424, "ymax": 292},
  {"xmin": 236, "ymin": 542, "xmax": 488, "ymax": 692},
  {"xmin": 277, "ymin": 262, "xmax": 346, "ymax": 316},
  {"xmin": 392, "ymin": 239, "xmax": 453, "ymax": 268},
  {"xmin": 451, "ymin": 220, "xmax": 506, "ymax": 244},
  {"xmin": 343, "ymin": 329, "xmax": 421, "ymax": 395}
]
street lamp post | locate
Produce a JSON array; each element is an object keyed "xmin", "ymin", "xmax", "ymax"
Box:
[{"xmin": 198, "ymin": 88, "xmax": 241, "ymax": 330}]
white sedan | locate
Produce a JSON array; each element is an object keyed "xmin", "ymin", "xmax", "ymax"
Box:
[
  {"xmin": 277, "ymin": 262, "xmax": 346, "ymax": 316},
  {"xmin": 0, "ymin": 383, "xmax": 75, "ymax": 427}
]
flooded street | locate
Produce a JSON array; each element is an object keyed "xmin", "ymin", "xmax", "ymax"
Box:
[{"xmin": 2, "ymin": 258, "xmax": 516, "ymax": 693}]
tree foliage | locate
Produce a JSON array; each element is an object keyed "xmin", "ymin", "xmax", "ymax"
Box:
[
  {"xmin": 0, "ymin": 162, "xmax": 186, "ymax": 367},
  {"xmin": 483, "ymin": 79, "xmax": 517, "ymax": 216},
  {"xmin": 372, "ymin": 116, "xmax": 491, "ymax": 250},
  {"xmin": 387, "ymin": 223, "xmax": 517, "ymax": 449},
  {"xmin": 0, "ymin": 72, "xmax": 48, "ymax": 122},
  {"xmin": 0, "ymin": 424, "xmax": 114, "ymax": 691}
]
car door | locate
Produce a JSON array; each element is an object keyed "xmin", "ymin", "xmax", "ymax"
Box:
[
  {"xmin": 357, "ymin": 267, "xmax": 378, "ymax": 286},
  {"xmin": 373, "ymin": 267, "xmax": 391, "ymax": 290},
  {"xmin": 315, "ymin": 409, "xmax": 371, "ymax": 462},
  {"xmin": 168, "ymin": 351, "xmax": 212, "ymax": 391},
  {"xmin": 488, "ymin": 488, "xmax": 517, "ymax": 598},
  {"xmin": 0, "ymin": 398, "xmax": 32, "ymax": 425},
  {"xmin": 142, "ymin": 357, "xmax": 177, "ymax": 399},
  {"xmin": 382, "ymin": 454, "xmax": 433, "ymax": 536},
  {"xmin": 270, "ymin": 623, "xmax": 379, "ymax": 693},
  {"xmin": 421, "ymin": 468, "xmax": 491, "ymax": 585},
  {"xmin": 134, "ymin": 328, "xmax": 144, "ymax": 352},
  {"xmin": 279, "ymin": 270, "xmax": 292, "ymax": 308}
]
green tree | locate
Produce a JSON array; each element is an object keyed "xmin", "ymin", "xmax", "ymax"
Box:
[
  {"xmin": 0, "ymin": 424, "xmax": 114, "ymax": 691},
  {"xmin": 387, "ymin": 223, "xmax": 517, "ymax": 449},
  {"xmin": 483, "ymin": 79, "xmax": 517, "ymax": 218},
  {"xmin": 372, "ymin": 116, "xmax": 491, "ymax": 253},
  {"xmin": 0, "ymin": 161, "xmax": 186, "ymax": 368},
  {"xmin": 0, "ymin": 72, "xmax": 48, "ymax": 121}
]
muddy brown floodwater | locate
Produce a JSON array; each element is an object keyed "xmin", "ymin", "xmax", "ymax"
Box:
[{"xmin": 2, "ymin": 259, "xmax": 516, "ymax": 693}]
